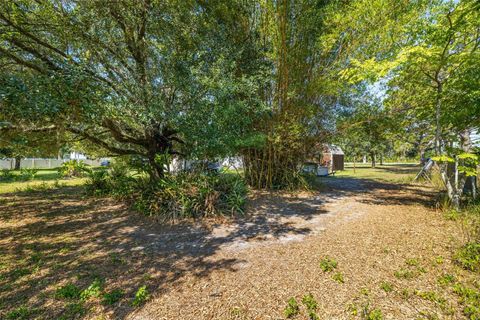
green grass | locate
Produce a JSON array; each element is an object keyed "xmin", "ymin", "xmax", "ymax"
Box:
[
  {"xmin": 0, "ymin": 167, "xmax": 101, "ymax": 194},
  {"xmin": 334, "ymin": 164, "xmax": 419, "ymax": 184}
]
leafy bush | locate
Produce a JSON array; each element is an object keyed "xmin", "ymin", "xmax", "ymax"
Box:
[
  {"xmin": 86, "ymin": 161, "xmax": 248, "ymax": 220},
  {"xmin": 0, "ymin": 169, "xmax": 15, "ymax": 182},
  {"xmin": 19, "ymin": 168, "xmax": 38, "ymax": 181},
  {"xmin": 58, "ymin": 160, "xmax": 88, "ymax": 178},
  {"xmin": 135, "ymin": 173, "xmax": 248, "ymax": 219}
]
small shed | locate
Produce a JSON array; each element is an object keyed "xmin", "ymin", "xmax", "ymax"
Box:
[
  {"xmin": 321, "ymin": 145, "xmax": 345, "ymax": 173},
  {"xmin": 304, "ymin": 144, "xmax": 344, "ymax": 176}
]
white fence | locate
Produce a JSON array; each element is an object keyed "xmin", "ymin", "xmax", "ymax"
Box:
[{"xmin": 0, "ymin": 158, "xmax": 103, "ymax": 170}]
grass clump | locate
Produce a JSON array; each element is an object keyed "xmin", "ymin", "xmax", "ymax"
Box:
[
  {"xmin": 319, "ymin": 257, "xmax": 337, "ymax": 272},
  {"xmin": 284, "ymin": 297, "xmax": 299, "ymax": 318},
  {"xmin": 405, "ymin": 258, "xmax": 420, "ymax": 267}
]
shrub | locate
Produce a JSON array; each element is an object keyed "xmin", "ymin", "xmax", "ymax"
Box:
[
  {"xmin": 85, "ymin": 168, "xmax": 110, "ymax": 196},
  {"xmin": 19, "ymin": 168, "xmax": 38, "ymax": 181},
  {"xmin": 0, "ymin": 169, "xmax": 15, "ymax": 182},
  {"xmin": 86, "ymin": 163, "xmax": 248, "ymax": 220},
  {"xmin": 58, "ymin": 160, "xmax": 88, "ymax": 178},
  {"xmin": 319, "ymin": 257, "xmax": 337, "ymax": 272}
]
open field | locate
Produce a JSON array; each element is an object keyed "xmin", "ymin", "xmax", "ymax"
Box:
[{"xmin": 0, "ymin": 164, "xmax": 478, "ymax": 319}]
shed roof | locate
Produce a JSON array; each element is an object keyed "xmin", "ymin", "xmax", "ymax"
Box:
[{"xmin": 325, "ymin": 144, "xmax": 344, "ymax": 155}]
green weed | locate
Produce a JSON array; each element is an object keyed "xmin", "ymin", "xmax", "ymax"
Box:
[
  {"xmin": 5, "ymin": 306, "xmax": 35, "ymax": 320},
  {"xmin": 284, "ymin": 297, "xmax": 299, "ymax": 318},
  {"xmin": 80, "ymin": 278, "xmax": 103, "ymax": 301},
  {"xmin": 380, "ymin": 281, "xmax": 393, "ymax": 292},
  {"xmin": 319, "ymin": 257, "xmax": 337, "ymax": 272},
  {"xmin": 394, "ymin": 268, "xmax": 416, "ymax": 279},
  {"xmin": 58, "ymin": 302, "xmax": 86, "ymax": 320},
  {"xmin": 132, "ymin": 285, "xmax": 149, "ymax": 307},
  {"xmin": 454, "ymin": 242, "xmax": 480, "ymax": 272},
  {"xmin": 437, "ymin": 273, "xmax": 455, "ymax": 286},
  {"xmin": 102, "ymin": 289, "xmax": 124, "ymax": 305},
  {"xmin": 332, "ymin": 272, "xmax": 344, "ymax": 283},
  {"xmin": 55, "ymin": 283, "xmax": 81, "ymax": 300},
  {"xmin": 453, "ymin": 283, "xmax": 480, "ymax": 319},
  {"xmin": 405, "ymin": 258, "xmax": 420, "ymax": 267}
]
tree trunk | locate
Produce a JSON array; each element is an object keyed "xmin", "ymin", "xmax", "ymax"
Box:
[
  {"xmin": 444, "ymin": 129, "xmax": 473, "ymax": 209},
  {"xmin": 370, "ymin": 151, "xmax": 376, "ymax": 168},
  {"xmin": 434, "ymin": 82, "xmax": 443, "ymax": 155},
  {"xmin": 353, "ymin": 156, "xmax": 356, "ymax": 174},
  {"xmin": 14, "ymin": 156, "xmax": 21, "ymax": 170},
  {"xmin": 148, "ymin": 154, "xmax": 164, "ymax": 182},
  {"xmin": 380, "ymin": 154, "xmax": 384, "ymax": 166}
]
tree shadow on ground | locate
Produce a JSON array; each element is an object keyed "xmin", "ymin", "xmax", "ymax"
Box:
[
  {"xmin": 0, "ymin": 186, "xmax": 325, "ymax": 319},
  {"xmin": 0, "ymin": 174, "xmax": 434, "ymax": 319},
  {"xmin": 320, "ymin": 174, "xmax": 435, "ymax": 207}
]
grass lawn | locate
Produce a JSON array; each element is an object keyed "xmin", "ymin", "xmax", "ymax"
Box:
[
  {"xmin": 335, "ymin": 163, "xmax": 420, "ymax": 184},
  {"xmin": 0, "ymin": 169, "xmax": 86, "ymax": 194}
]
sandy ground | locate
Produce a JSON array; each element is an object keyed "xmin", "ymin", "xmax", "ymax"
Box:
[
  {"xmin": 127, "ymin": 178, "xmax": 463, "ymax": 320},
  {"xmin": 0, "ymin": 175, "xmax": 468, "ymax": 319}
]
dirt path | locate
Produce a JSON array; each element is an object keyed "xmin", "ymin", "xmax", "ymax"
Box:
[
  {"xmin": 127, "ymin": 178, "xmax": 462, "ymax": 320},
  {"xmin": 0, "ymin": 176, "xmax": 467, "ymax": 319}
]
